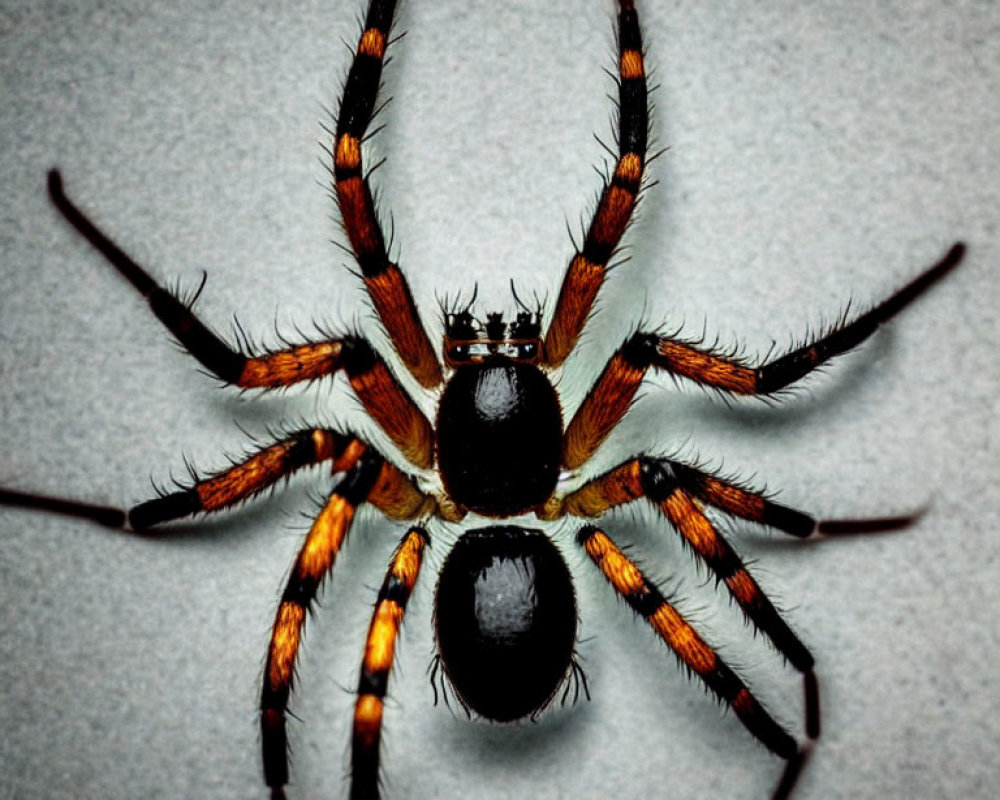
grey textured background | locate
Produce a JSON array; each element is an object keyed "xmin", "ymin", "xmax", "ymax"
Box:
[{"xmin": 1, "ymin": 2, "xmax": 998, "ymax": 799}]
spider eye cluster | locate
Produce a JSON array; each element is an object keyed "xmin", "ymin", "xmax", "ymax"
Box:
[{"xmin": 443, "ymin": 309, "xmax": 542, "ymax": 366}]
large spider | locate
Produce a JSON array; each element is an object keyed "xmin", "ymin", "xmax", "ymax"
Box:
[{"xmin": 0, "ymin": 1, "xmax": 965, "ymax": 799}]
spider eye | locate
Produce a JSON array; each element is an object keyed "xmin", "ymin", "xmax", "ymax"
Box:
[
  {"xmin": 509, "ymin": 313, "xmax": 541, "ymax": 341},
  {"xmin": 446, "ymin": 311, "xmax": 478, "ymax": 341}
]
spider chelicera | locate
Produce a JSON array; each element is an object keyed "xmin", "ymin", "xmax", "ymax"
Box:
[{"xmin": 0, "ymin": 1, "xmax": 965, "ymax": 799}]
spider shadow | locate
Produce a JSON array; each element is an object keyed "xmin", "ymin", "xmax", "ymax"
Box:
[{"xmin": 432, "ymin": 688, "xmax": 595, "ymax": 771}]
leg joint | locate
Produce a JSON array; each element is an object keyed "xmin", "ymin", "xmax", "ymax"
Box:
[{"xmin": 637, "ymin": 457, "xmax": 677, "ymax": 503}]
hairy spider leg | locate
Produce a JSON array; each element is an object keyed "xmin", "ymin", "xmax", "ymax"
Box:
[
  {"xmin": 46, "ymin": 170, "xmax": 435, "ymax": 469},
  {"xmin": 563, "ymin": 242, "xmax": 965, "ymax": 468},
  {"xmin": 551, "ymin": 457, "xmax": 822, "ymax": 722},
  {"xmin": 261, "ymin": 449, "xmax": 385, "ymax": 796},
  {"xmin": 577, "ymin": 525, "xmax": 797, "ymax": 758},
  {"xmin": 549, "ymin": 455, "xmax": 922, "ymax": 542},
  {"xmin": 0, "ymin": 431, "xmax": 441, "ymax": 531},
  {"xmin": 333, "ymin": 0, "xmax": 442, "ymax": 390},
  {"xmin": 351, "ymin": 526, "xmax": 428, "ymax": 800},
  {"xmin": 647, "ymin": 459, "xmax": 924, "ymax": 539},
  {"xmin": 655, "ymin": 242, "xmax": 966, "ymax": 395},
  {"xmin": 131, "ymin": 429, "xmax": 365, "ymax": 529},
  {"xmin": 542, "ymin": 0, "xmax": 648, "ymax": 368}
]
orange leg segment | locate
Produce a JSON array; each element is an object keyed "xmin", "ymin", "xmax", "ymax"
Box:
[
  {"xmin": 561, "ymin": 338, "xmax": 649, "ymax": 470},
  {"xmin": 350, "ymin": 527, "xmax": 429, "ymax": 800},
  {"xmin": 260, "ymin": 448, "xmax": 385, "ymax": 794},
  {"xmin": 542, "ymin": 1, "xmax": 648, "ymax": 368},
  {"xmin": 578, "ymin": 525, "xmax": 797, "ymax": 759},
  {"xmin": 333, "ymin": 0, "xmax": 442, "ymax": 389}
]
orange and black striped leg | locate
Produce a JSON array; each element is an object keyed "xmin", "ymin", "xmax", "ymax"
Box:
[
  {"xmin": 660, "ymin": 460, "xmax": 924, "ymax": 538},
  {"xmin": 655, "ymin": 486, "xmax": 818, "ymax": 725},
  {"xmin": 0, "ymin": 430, "xmax": 445, "ymax": 533},
  {"xmin": 578, "ymin": 525, "xmax": 799, "ymax": 764},
  {"xmin": 650, "ymin": 241, "xmax": 965, "ymax": 395},
  {"xmin": 351, "ymin": 526, "xmax": 428, "ymax": 800},
  {"xmin": 242, "ymin": 337, "xmax": 434, "ymax": 469},
  {"xmin": 261, "ymin": 448, "xmax": 385, "ymax": 797},
  {"xmin": 333, "ymin": 0, "xmax": 441, "ymax": 389},
  {"xmin": 49, "ymin": 171, "xmax": 435, "ymax": 469},
  {"xmin": 541, "ymin": 0, "xmax": 648, "ymax": 368},
  {"xmin": 140, "ymin": 430, "xmax": 449, "ymax": 530},
  {"xmin": 561, "ymin": 242, "xmax": 965, "ymax": 469},
  {"xmin": 562, "ymin": 242, "xmax": 964, "ymax": 470},
  {"xmin": 128, "ymin": 429, "xmax": 368, "ymax": 531},
  {"xmin": 550, "ymin": 457, "xmax": 819, "ymax": 732},
  {"xmin": 0, "ymin": 429, "xmax": 358, "ymax": 531},
  {"xmin": 561, "ymin": 333, "xmax": 651, "ymax": 470}
]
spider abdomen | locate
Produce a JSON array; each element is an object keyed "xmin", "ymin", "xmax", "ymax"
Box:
[
  {"xmin": 434, "ymin": 526, "xmax": 577, "ymax": 722},
  {"xmin": 436, "ymin": 358, "xmax": 561, "ymax": 517}
]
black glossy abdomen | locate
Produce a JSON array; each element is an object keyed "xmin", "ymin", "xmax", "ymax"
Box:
[
  {"xmin": 436, "ymin": 358, "xmax": 562, "ymax": 517},
  {"xmin": 434, "ymin": 526, "xmax": 577, "ymax": 721}
]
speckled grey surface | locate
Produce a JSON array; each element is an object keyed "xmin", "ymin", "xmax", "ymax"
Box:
[{"xmin": 1, "ymin": 2, "xmax": 998, "ymax": 800}]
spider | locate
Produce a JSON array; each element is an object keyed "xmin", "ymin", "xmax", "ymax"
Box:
[{"xmin": 0, "ymin": 0, "xmax": 965, "ymax": 799}]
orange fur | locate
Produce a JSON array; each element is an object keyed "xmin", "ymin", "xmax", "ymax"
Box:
[
  {"xmin": 364, "ymin": 265, "xmax": 442, "ymax": 388},
  {"xmin": 656, "ymin": 340, "xmax": 757, "ymax": 393},
  {"xmin": 562, "ymin": 353, "xmax": 645, "ymax": 470}
]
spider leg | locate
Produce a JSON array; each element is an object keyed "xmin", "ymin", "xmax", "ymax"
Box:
[
  {"xmin": 0, "ymin": 430, "xmax": 451, "ymax": 531},
  {"xmin": 47, "ymin": 171, "xmax": 434, "ymax": 468},
  {"xmin": 541, "ymin": 0, "xmax": 648, "ymax": 368},
  {"xmin": 48, "ymin": 169, "xmax": 243, "ymax": 383},
  {"xmin": 552, "ymin": 457, "xmax": 815, "ymax": 690},
  {"xmin": 561, "ymin": 333, "xmax": 650, "ymax": 470},
  {"xmin": 350, "ymin": 526, "xmax": 428, "ymax": 800},
  {"xmin": 333, "ymin": 0, "xmax": 442, "ymax": 389},
  {"xmin": 651, "ymin": 460, "xmax": 924, "ymax": 538},
  {"xmin": 0, "ymin": 489, "xmax": 126, "ymax": 529},
  {"xmin": 261, "ymin": 448, "xmax": 383, "ymax": 795},
  {"xmin": 551, "ymin": 455, "xmax": 919, "ymax": 540},
  {"xmin": 655, "ymin": 241, "xmax": 966, "ymax": 395},
  {"xmin": 561, "ymin": 242, "xmax": 965, "ymax": 468},
  {"xmin": 577, "ymin": 525, "xmax": 797, "ymax": 759}
]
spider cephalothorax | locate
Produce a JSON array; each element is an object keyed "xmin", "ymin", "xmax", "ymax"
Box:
[
  {"xmin": 436, "ymin": 357, "xmax": 561, "ymax": 516},
  {"xmin": 0, "ymin": 1, "xmax": 964, "ymax": 799},
  {"xmin": 437, "ymin": 292, "xmax": 558, "ymax": 516}
]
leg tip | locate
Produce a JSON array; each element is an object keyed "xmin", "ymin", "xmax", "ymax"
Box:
[
  {"xmin": 771, "ymin": 743, "xmax": 813, "ymax": 800},
  {"xmin": 804, "ymin": 669, "xmax": 821, "ymax": 740}
]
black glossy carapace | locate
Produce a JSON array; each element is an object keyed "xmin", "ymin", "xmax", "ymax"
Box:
[{"xmin": 436, "ymin": 357, "xmax": 562, "ymax": 517}]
